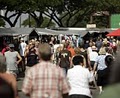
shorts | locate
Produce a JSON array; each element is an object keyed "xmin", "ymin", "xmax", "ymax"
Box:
[
  {"xmin": 90, "ymin": 61, "xmax": 95, "ymax": 69},
  {"xmin": 8, "ymin": 70, "xmax": 19, "ymax": 78}
]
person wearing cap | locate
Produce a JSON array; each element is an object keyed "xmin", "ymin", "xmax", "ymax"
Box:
[{"xmin": 4, "ymin": 44, "xmax": 22, "ymax": 77}]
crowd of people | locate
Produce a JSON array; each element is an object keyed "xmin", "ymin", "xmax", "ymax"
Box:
[{"xmin": 0, "ymin": 35, "xmax": 120, "ymax": 98}]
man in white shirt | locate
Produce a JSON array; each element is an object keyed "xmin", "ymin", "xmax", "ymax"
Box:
[
  {"xmin": 19, "ymin": 38, "xmax": 27, "ymax": 72},
  {"xmin": 88, "ymin": 46, "xmax": 98, "ymax": 70},
  {"xmin": 67, "ymin": 55, "xmax": 93, "ymax": 98}
]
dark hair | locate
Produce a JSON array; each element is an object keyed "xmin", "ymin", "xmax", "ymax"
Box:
[
  {"xmin": 105, "ymin": 55, "xmax": 114, "ymax": 67},
  {"xmin": 72, "ymin": 55, "xmax": 84, "ymax": 65},
  {"xmin": 0, "ymin": 78, "xmax": 14, "ymax": 98}
]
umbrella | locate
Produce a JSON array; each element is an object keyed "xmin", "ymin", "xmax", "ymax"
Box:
[{"xmin": 106, "ymin": 28, "xmax": 120, "ymax": 36}]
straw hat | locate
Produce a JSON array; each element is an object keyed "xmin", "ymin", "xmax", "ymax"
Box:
[{"xmin": 99, "ymin": 47, "xmax": 106, "ymax": 55}]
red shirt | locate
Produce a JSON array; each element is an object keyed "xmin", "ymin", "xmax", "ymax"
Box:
[{"xmin": 2, "ymin": 47, "xmax": 9, "ymax": 55}]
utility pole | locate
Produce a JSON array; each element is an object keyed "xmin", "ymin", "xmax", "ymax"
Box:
[
  {"xmin": 28, "ymin": 14, "xmax": 31, "ymax": 27},
  {"xmin": 19, "ymin": 14, "xmax": 21, "ymax": 28},
  {"xmin": 90, "ymin": 15, "xmax": 93, "ymax": 23}
]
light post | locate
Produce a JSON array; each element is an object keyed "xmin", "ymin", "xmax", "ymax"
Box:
[
  {"xmin": 28, "ymin": 14, "xmax": 31, "ymax": 27},
  {"xmin": 19, "ymin": 14, "xmax": 21, "ymax": 28}
]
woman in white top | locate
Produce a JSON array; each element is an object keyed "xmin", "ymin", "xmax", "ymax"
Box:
[
  {"xmin": 88, "ymin": 46, "xmax": 98, "ymax": 70},
  {"xmin": 67, "ymin": 55, "xmax": 93, "ymax": 98}
]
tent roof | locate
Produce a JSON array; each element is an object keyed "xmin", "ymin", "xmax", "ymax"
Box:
[
  {"xmin": 36, "ymin": 28, "xmax": 60, "ymax": 35},
  {"xmin": 11, "ymin": 27, "xmax": 33, "ymax": 35},
  {"xmin": 87, "ymin": 28, "xmax": 113, "ymax": 33},
  {"xmin": 0, "ymin": 27, "xmax": 33, "ymax": 36},
  {"xmin": 61, "ymin": 30, "xmax": 88, "ymax": 37},
  {"xmin": 0, "ymin": 27, "xmax": 113, "ymax": 37},
  {"xmin": 106, "ymin": 28, "xmax": 120, "ymax": 36},
  {"xmin": 38, "ymin": 28, "xmax": 88, "ymax": 37},
  {"xmin": 36, "ymin": 28, "xmax": 77, "ymax": 35},
  {"xmin": 0, "ymin": 28, "xmax": 15, "ymax": 36}
]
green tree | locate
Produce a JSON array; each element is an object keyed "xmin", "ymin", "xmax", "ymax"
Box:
[
  {"xmin": 44, "ymin": 0, "xmax": 120, "ymax": 28},
  {"xmin": 22, "ymin": 17, "xmax": 56, "ymax": 28},
  {"xmin": 1, "ymin": 0, "xmax": 120, "ymax": 28},
  {"xmin": 0, "ymin": 0, "xmax": 22, "ymax": 27},
  {"xmin": 21, "ymin": 0, "xmax": 63, "ymax": 27},
  {"xmin": 44, "ymin": 0, "xmax": 97, "ymax": 27},
  {"xmin": 0, "ymin": 0, "xmax": 63, "ymax": 27},
  {"xmin": 87, "ymin": 0, "xmax": 120, "ymax": 28},
  {"xmin": 0, "ymin": 18, "xmax": 5, "ymax": 27}
]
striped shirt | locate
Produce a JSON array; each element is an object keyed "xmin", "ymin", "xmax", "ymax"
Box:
[{"xmin": 22, "ymin": 61, "xmax": 70, "ymax": 98}]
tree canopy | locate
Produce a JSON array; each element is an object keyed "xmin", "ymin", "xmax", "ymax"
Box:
[
  {"xmin": 0, "ymin": 0, "xmax": 120, "ymax": 28},
  {"xmin": 0, "ymin": 18, "xmax": 5, "ymax": 27},
  {"xmin": 22, "ymin": 16, "xmax": 56, "ymax": 28}
]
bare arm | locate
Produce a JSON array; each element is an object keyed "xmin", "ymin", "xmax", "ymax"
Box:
[
  {"xmin": 24, "ymin": 46, "xmax": 29, "ymax": 57},
  {"xmin": 87, "ymin": 54, "xmax": 92, "ymax": 71},
  {"xmin": 93, "ymin": 62, "xmax": 97, "ymax": 74},
  {"xmin": 83, "ymin": 56, "xmax": 87, "ymax": 68},
  {"xmin": 16, "ymin": 52, "xmax": 22, "ymax": 65},
  {"xmin": 69, "ymin": 57, "xmax": 73, "ymax": 68}
]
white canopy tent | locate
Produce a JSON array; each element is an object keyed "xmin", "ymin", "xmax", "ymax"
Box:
[{"xmin": 0, "ymin": 27, "xmax": 113, "ymax": 37}]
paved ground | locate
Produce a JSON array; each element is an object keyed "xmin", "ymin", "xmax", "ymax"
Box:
[
  {"xmin": 17, "ymin": 73, "xmax": 28, "ymax": 98},
  {"xmin": 17, "ymin": 73, "xmax": 99, "ymax": 98}
]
